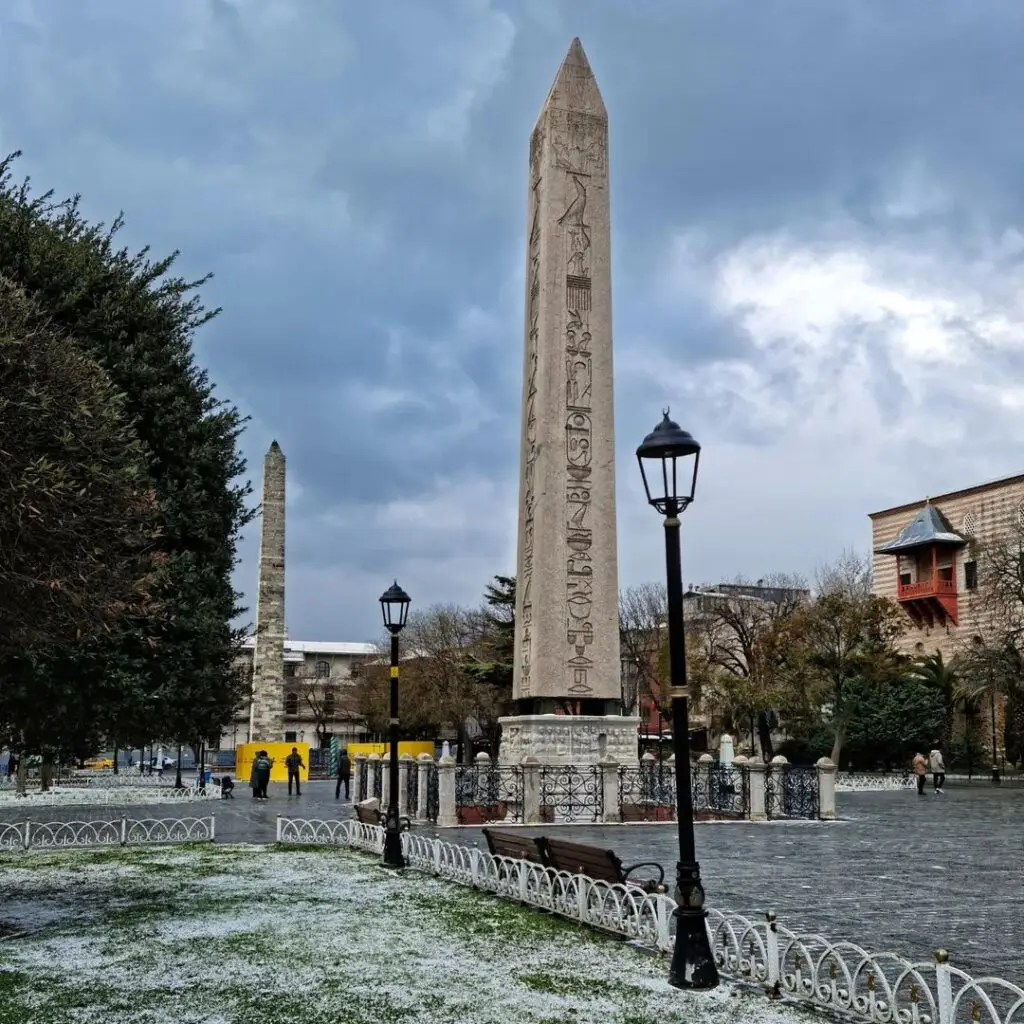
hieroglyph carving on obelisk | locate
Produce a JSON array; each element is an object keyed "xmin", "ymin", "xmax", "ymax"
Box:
[
  {"xmin": 249, "ymin": 440, "xmax": 286, "ymax": 742},
  {"xmin": 513, "ymin": 39, "xmax": 621, "ymax": 705}
]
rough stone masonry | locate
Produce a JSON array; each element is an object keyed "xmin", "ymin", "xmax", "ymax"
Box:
[
  {"xmin": 512, "ymin": 39, "xmax": 621, "ymax": 713},
  {"xmin": 249, "ymin": 440, "xmax": 286, "ymax": 743}
]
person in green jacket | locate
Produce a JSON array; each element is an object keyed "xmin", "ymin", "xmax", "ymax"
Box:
[{"xmin": 250, "ymin": 750, "xmax": 273, "ymax": 800}]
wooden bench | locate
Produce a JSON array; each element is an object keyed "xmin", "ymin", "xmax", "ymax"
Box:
[
  {"xmin": 539, "ymin": 837, "xmax": 665, "ymax": 894},
  {"xmin": 481, "ymin": 828, "xmax": 547, "ymax": 864},
  {"xmin": 353, "ymin": 803, "xmax": 410, "ymax": 832}
]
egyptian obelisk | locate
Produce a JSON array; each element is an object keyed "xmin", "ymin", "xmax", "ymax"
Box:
[
  {"xmin": 249, "ymin": 440, "xmax": 286, "ymax": 743},
  {"xmin": 501, "ymin": 39, "xmax": 638, "ymax": 766}
]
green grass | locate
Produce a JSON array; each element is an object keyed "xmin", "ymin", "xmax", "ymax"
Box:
[{"xmin": 0, "ymin": 845, "xmax": 805, "ymax": 1024}]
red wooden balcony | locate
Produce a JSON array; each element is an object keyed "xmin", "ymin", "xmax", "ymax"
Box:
[
  {"xmin": 896, "ymin": 575, "xmax": 958, "ymax": 626},
  {"xmin": 897, "ymin": 577, "xmax": 956, "ymax": 600}
]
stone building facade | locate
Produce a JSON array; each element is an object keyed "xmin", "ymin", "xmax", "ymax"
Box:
[
  {"xmin": 869, "ymin": 474, "xmax": 1024, "ymax": 659},
  {"xmin": 870, "ymin": 474, "xmax": 1024, "ymax": 763},
  {"xmin": 220, "ymin": 639, "xmax": 377, "ymax": 752}
]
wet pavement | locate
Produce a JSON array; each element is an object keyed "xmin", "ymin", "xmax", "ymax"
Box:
[{"xmin": 4, "ymin": 779, "xmax": 1022, "ymax": 982}]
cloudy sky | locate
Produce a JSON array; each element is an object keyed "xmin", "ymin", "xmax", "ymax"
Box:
[{"xmin": 3, "ymin": 1, "xmax": 1023, "ymax": 643}]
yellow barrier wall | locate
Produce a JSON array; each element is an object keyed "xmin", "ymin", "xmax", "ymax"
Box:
[
  {"xmin": 343, "ymin": 741, "xmax": 436, "ymax": 761},
  {"xmin": 236, "ymin": 742, "xmax": 310, "ymax": 784}
]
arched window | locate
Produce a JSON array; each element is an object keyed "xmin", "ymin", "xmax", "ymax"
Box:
[
  {"xmin": 315, "ymin": 660, "xmax": 331, "ymax": 679},
  {"xmin": 962, "ymin": 511, "xmax": 977, "ymax": 537},
  {"xmin": 284, "ymin": 692, "xmax": 299, "ymax": 717}
]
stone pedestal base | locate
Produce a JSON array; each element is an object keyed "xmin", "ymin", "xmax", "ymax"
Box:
[{"xmin": 498, "ymin": 714, "xmax": 640, "ymax": 766}]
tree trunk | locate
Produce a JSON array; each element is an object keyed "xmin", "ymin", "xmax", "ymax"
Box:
[
  {"xmin": 830, "ymin": 720, "xmax": 847, "ymax": 767},
  {"xmin": 40, "ymin": 751, "xmax": 54, "ymax": 792},
  {"xmin": 756, "ymin": 712, "xmax": 775, "ymax": 761},
  {"xmin": 174, "ymin": 745, "xmax": 183, "ymax": 788},
  {"xmin": 15, "ymin": 753, "xmax": 27, "ymax": 795},
  {"xmin": 112, "ymin": 742, "xmax": 119, "ymax": 775}
]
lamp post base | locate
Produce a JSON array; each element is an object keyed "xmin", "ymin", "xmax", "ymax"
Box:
[
  {"xmin": 669, "ymin": 908, "xmax": 719, "ymax": 989},
  {"xmin": 382, "ymin": 813, "xmax": 405, "ymax": 869},
  {"xmin": 668, "ymin": 863, "xmax": 719, "ymax": 990}
]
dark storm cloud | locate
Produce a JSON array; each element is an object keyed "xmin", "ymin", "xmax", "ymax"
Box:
[{"xmin": 2, "ymin": 0, "xmax": 1023, "ymax": 638}]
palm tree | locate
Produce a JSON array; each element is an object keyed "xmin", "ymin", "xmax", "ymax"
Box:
[{"xmin": 909, "ymin": 652, "xmax": 960, "ymax": 746}]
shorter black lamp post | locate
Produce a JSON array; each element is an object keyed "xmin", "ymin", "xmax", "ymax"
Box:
[
  {"xmin": 379, "ymin": 580, "xmax": 411, "ymax": 868},
  {"xmin": 636, "ymin": 409, "xmax": 719, "ymax": 991}
]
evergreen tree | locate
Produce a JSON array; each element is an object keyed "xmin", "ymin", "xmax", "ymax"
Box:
[{"xmin": 0, "ymin": 152, "xmax": 254, "ymax": 756}]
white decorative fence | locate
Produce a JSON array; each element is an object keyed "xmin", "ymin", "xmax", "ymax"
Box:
[
  {"xmin": 0, "ymin": 815, "xmax": 215, "ymax": 851},
  {"xmin": 277, "ymin": 817, "xmax": 1024, "ymax": 1024},
  {"xmin": 0, "ymin": 785, "xmax": 218, "ymax": 808},
  {"xmin": 836, "ymin": 772, "xmax": 917, "ymax": 792}
]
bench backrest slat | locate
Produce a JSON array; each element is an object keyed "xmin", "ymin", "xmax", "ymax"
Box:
[{"xmin": 541, "ymin": 837, "xmax": 623, "ymax": 883}]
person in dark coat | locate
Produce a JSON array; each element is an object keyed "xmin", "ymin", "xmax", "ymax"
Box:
[
  {"xmin": 285, "ymin": 747, "xmax": 305, "ymax": 796},
  {"xmin": 335, "ymin": 748, "xmax": 351, "ymax": 801},
  {"xmin": 251, "ymin": 750, "xmax": 272, "ymax": 800}
]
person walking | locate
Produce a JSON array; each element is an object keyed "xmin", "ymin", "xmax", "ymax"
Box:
[
  {"xmin": 285, "ymin": 747, "xmax": 305, "ymax": 796},
  {"xmin": 912, "ymin": 752, "xmax": 927, "ymax": 795},
  {"xmin": 335, "ymin": 748, "xmax": 351, "ymax": 801},
  {"xmin": 251, "ymin": 750, "xmax": 273, "ymax": 800},
  {"xmin": 929, "ymin": 743, "xmax": 946, "ymax": 794}
]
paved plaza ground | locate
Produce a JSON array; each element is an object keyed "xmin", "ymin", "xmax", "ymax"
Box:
[{"xmin": 5, "ymin": 779, "xmax": 1022, "ymax": 983}]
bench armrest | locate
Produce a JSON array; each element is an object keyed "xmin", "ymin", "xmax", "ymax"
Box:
[{"xmin": 622, "ymin": 861, "xmax": 665, "ymax": 885}]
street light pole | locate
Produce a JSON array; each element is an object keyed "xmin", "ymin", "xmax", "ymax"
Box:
[
  {"xmin": 379, "ymin": 581, "xmax": 411, "ymax": 869},
  {"xmin": 637, "ymin": 410, "xmax": 719, "ymax": 991}
]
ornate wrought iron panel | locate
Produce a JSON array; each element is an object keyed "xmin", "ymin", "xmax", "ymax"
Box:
[
  {"xmin": 426, "ymin": 761, "xmax": 439, "ymax": 823},
  {"xmin": 454, "ymin": 764, "xmax": 523, "ymax": 824},
  {"xmin": 405, "ymin": 761, "xmax": 419, "ymax": 817},
  {"xmin": 765, "ymin": 765, "xmax": 818, "ymax": 819},
  {"xmin": 538, "ymin": 765, "xmax": 603, "ymax": 823},
  {"xmin": 617, "ymin": 763, "xmax": 676, "ymax": 821},
  {"xmin": 356, "ymin": 759, "xmax": 368, "ymax": 802}
]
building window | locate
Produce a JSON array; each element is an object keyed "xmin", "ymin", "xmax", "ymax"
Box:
[
  {"xmin": 284, "ymin": 663, "xmax": 297, "ymax": 678},
  {"xmin": 284, "ymin": 731, "xmax": 297, "ymax": 744},
  {"xmin": 965, "ymin": 560, "xmax": 978, "ymax": 591},
  {"xmin": 324, "ymin": 689, "xmax": 336, "ymax": 717},
  {"xmin": 284, "ymin": 692, "xmax": 299, "ymax": 716},
  {"xmin": 963, "ymin": 511, "xmax": 976, "ymax": 537},
  {"xmin": 315, "ymin": 660, "xmax": 331, "ymax": 679},
  {"xmin": 1018, "ymin": 504, "xmax": 1024, "ymax": 530}
]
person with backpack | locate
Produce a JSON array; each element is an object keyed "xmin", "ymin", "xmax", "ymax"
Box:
[
  {"xmin": 285, "ymin": 747, "xmax": 305, "ymax": 796},
  {"xmin": 335, "ymin": 748, "xmax": 351, "ymax": 801},
  {"xmin": 251, "ymin": 750, "xmax": 273, "ymax": 800}
]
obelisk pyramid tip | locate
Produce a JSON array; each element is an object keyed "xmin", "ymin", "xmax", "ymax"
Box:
[
  {"xmin": 267, "ymin": 439, "xmax": 283, "ymax": 456},
  {"xmin": 539, "ymin": 36, "xmax": 605, "ymax": 120}
]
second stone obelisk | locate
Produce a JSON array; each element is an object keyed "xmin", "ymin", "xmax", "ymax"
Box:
[{"xmin": 503, "ymin": 39, "xmax": 637, "ymax": 766}]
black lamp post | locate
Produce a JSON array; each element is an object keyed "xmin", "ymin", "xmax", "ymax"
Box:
[
  {"xmin": 379, "ymin": 580, "xmax": 411, "ymax": 868},
  {"xmin": 636, "ymin": 409, "xmax": 719, "ymax": 991}
]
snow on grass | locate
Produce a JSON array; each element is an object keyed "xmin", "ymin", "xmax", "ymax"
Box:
[{"xmin": 0, "ymin": 844, "xmax": 815, "ymax": 1023}]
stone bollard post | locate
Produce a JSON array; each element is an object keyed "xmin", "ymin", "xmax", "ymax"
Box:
[
  {"xmin": 697, "ymin": 753, "xmax": 715, "ymax": 814},
  {"xmin": 522, "ymin": 756, "xmax": 541, "ymax": 824},
  {"xmin": 815, "ymin": 756, "xmax": 837, "ymax": 820},
  {"xmin": 599, "ymin": 756, "xmax": 620, "ymax": 823},
  {"xmin": 398, "ymin": 753, "xmax": 413, "ymax": 818},
  {"xmin": 437, "ymin": 755, "xmax": 457, "ymax": 827},
  {"xmin": 745, "ymin": 757, "xmax": 767, "ymax": 821},
  {"xmin": 367, "ymin": 753, "xmax": 381, "ymax": 801},
  {"xmin": 416, "ymin": 753, "xmax": 433, "ymax": 822},
  {"xmin": 354, "ymin": 754, "xmax": 367, "ymax": 802}
]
